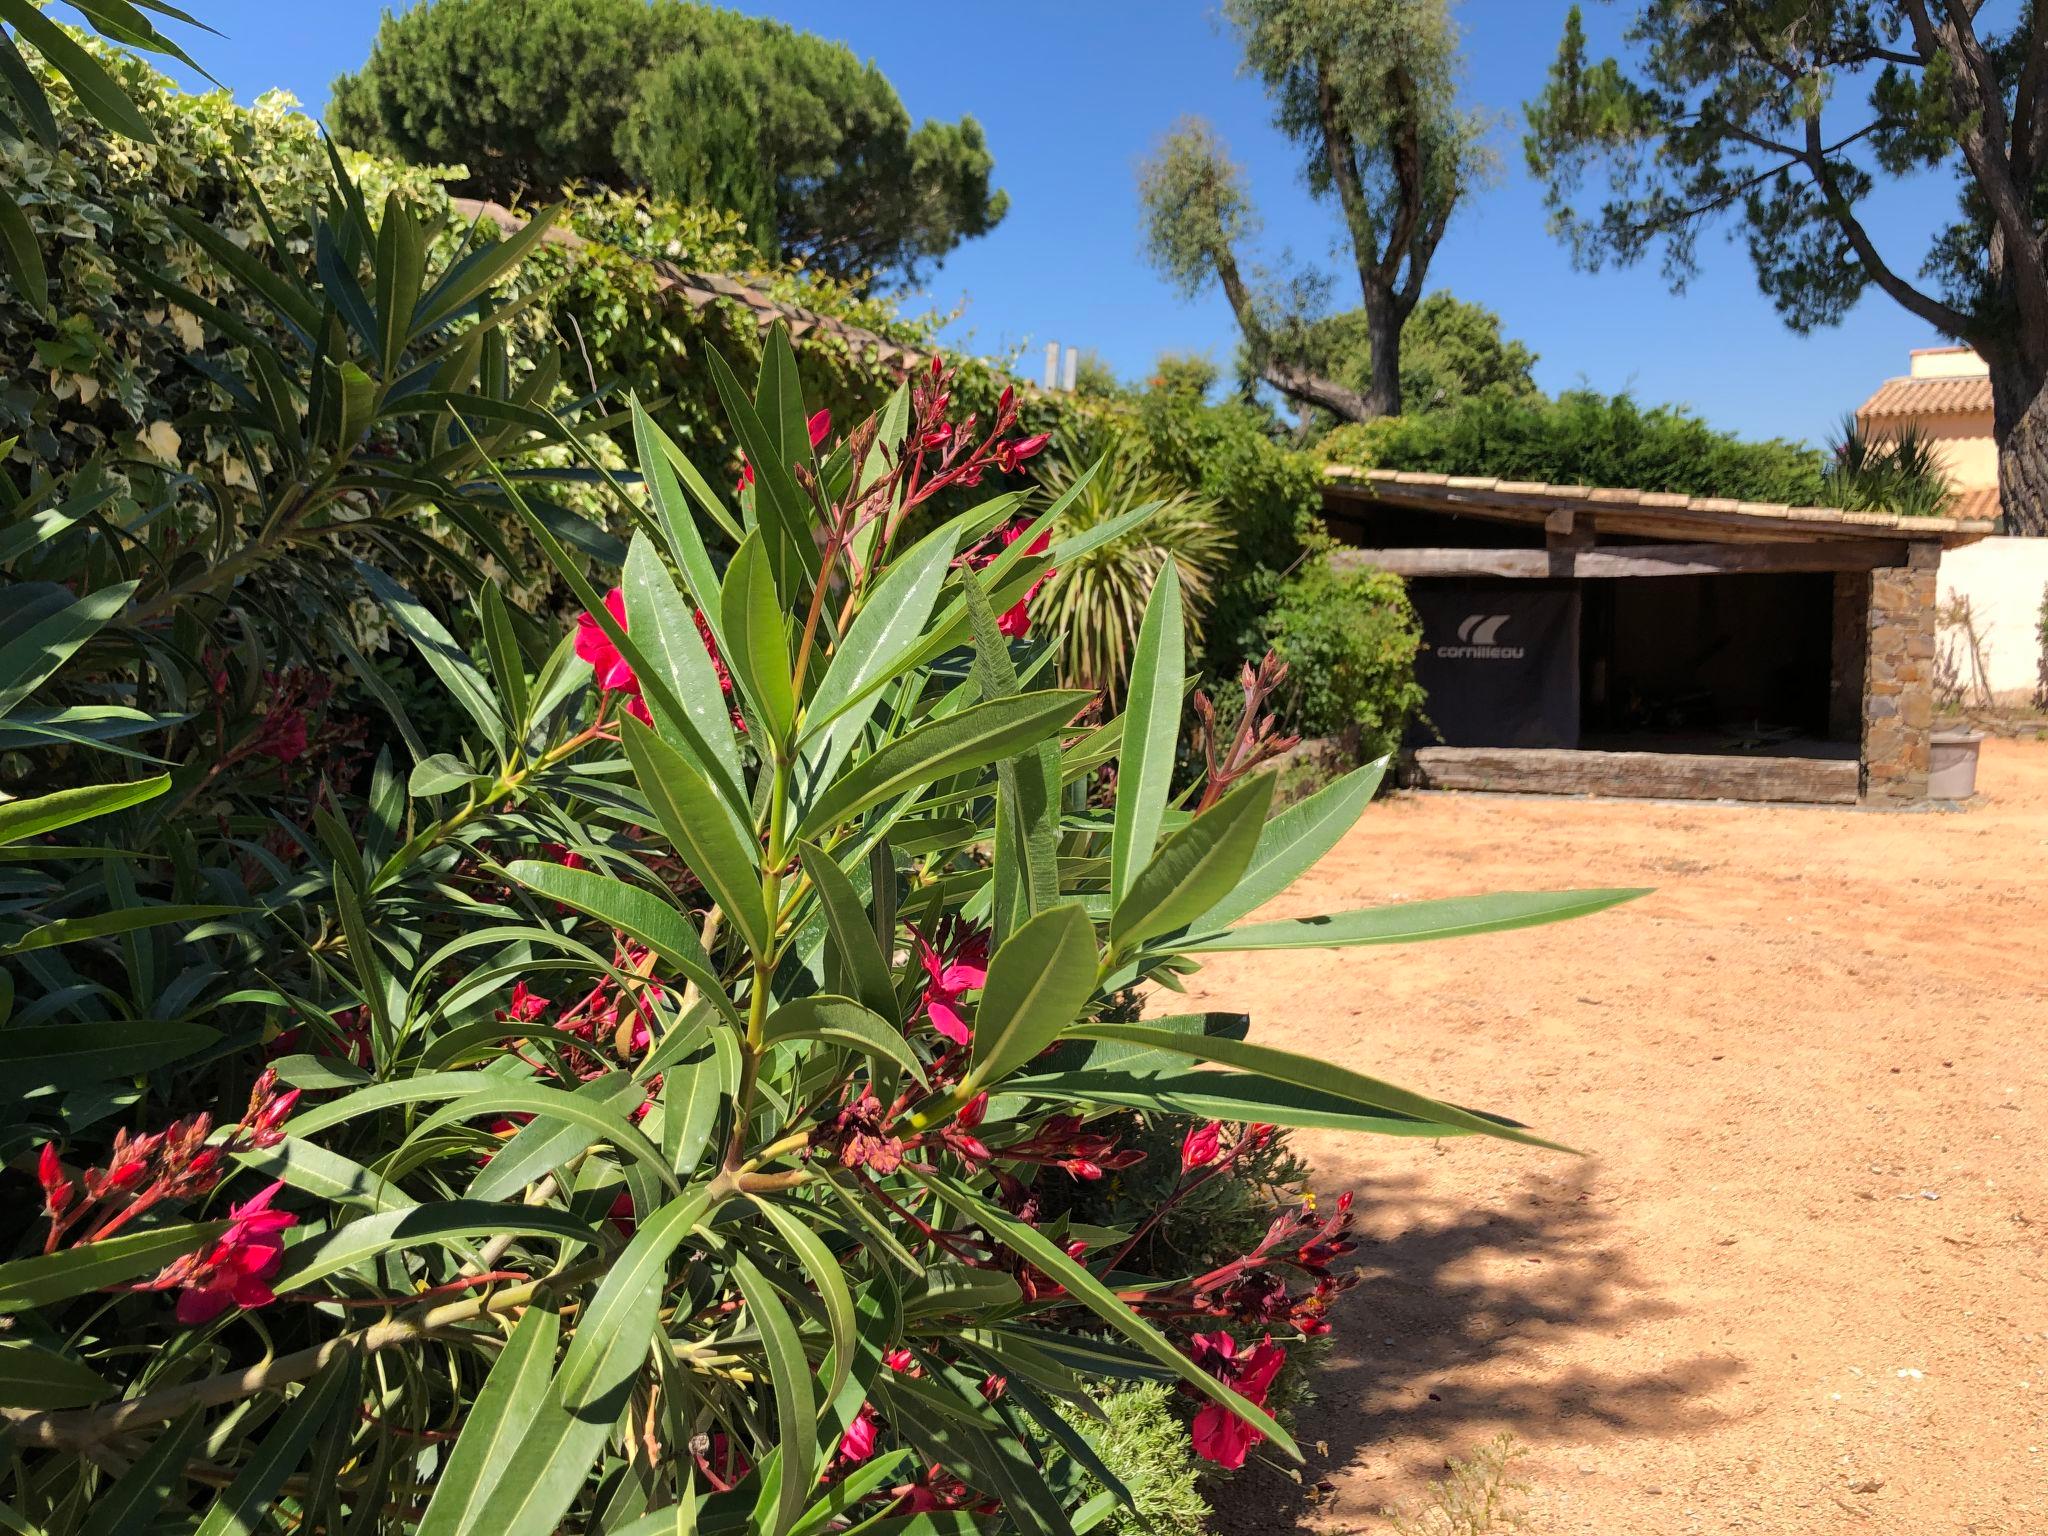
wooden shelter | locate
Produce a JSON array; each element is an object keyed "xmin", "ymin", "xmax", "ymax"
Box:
[{"xmin": 1321, "ymin": 467, "xmax": 1997, "ymax": 804}]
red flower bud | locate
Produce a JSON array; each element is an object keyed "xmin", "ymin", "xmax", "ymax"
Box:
[
  {"xmin": 807, "ymin": 408, "xmax": 831, "ymax": 449},
  {"xmin": 37, "ymin": 1144, "xmax": 72, "ymax": 1214},
  {"xmin": 1181, "ymin": 1121, "xmax": 1223, "ymax": 1172},
  {"xmin": 958, "ymin": 1091, "xmax": 988, "ymax": 1129}
]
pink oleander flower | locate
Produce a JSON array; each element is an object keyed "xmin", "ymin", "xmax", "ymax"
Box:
[
  {"xmin": 161, "ymin": 1182, "xmax": 298, "ymax": 1325},
  {"xmin": 505, "ymin": 981, "xmax": 550, "ymax": 1022},
  {"xmin": 240, "ymin": 1069, "xmax": 300, "ymax": 1151},
  {"xmin": 1181, "ymin": 1120, "xmax": 1223, "ymax": 1172},
  {"xmin": 1188, "ymin": 1332, "xmax": 1287, "ymax": 1469},
  {"xmin": 910, "ymin": 919, "xmax": 989, "ymax": 1046},
  {"xmin": 994, "ymin": 432, "xmax": 1050, "ymax": 474},
  {"xmin": 838, "ymin": 1403, "xmax": 880, "ymax": 1463}
]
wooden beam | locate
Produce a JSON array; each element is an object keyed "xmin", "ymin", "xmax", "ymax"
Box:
[
  {"xmin": 1331, "ymin": 541, "xmax": 1912, "ymax": 579},
  {"xmin": 1401, "ymin": 747, "xmax": 1861, "ymax": 805}
]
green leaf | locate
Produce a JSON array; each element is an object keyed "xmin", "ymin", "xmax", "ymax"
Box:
[
  {"xmin": 924, "ymin": 1174, "xmax": 1298, "ymax": 1461},
  {"xmin": 763, "ymin": 996, "xmax": 927, "ymax": 1093},
  {"xmin": 77, "ymin": 1409, "xmax": 208, "ymax": 1536},
  {"xmin": 192, "ymin": 1357, "xmax": 358, "ymax": 1536},
  {"xmin": 1005, "ymin": 1067, "xmax": 1494, "ymax": 1136},
  {"xmin": 618, "ymin": 717, "xmax": 771, "ymax": 955},
  {"xmin": 411, "ymin": 1084, "xmax": 680, "ymax": 1195},
  {"xmin": 355, "ymin": 564, "xmax": 502, "ymax": 750},
  {"xmin": 0, "ymin": 1222, "xmax": 223, "ymax": 1312},
  {"xmin": 0, "ymin": 775, "xmax": 168, "ymax": 846},
  {"xmin": 476, "ymin": 582, "xmax": 530, "ymax": 735},
  {"xmin": 457, "ymin": 1188, "xmax": 713, "ymax": 1536},
  {"xmin": 283, "ymin": 1071, "xmax": 495, "ymax": 1138},
  {"xmin": 469, "ymin": 1071, "xmax": 646, "ymax": 1203},
  {"xmin": 0, "ymin": 192, "xmax": 46, "ymax": 317},
  {"xmin": 1175, "ymin": 888, "xmax": 1651, "ymax": 952},
  {"xmin": 271, "ymin": 1200, "xmax": 604, "ymax": 1292},
  {"xmin": 965, "ymin": 905, "xmax": 1098, "ymax": 1092},
  {"xmin": 795, "ymin": 840, "xmax": 896, "ymax": 1018},
  {"xmin": 751, "ymin": 1196, "xmax": 856, "ymax": 1415},
  {"xmin": 1062, "ymin": 1022, "xmax": 1572, "ymax": 1152},
  {"xmin": 623, "ymin": 533, "xmax": 742, "ymax": 792},
  {"xmin": 505, "ymin": 857, "xmax": 740, "ymax": 1028},
  {"xmin": 1108, "ymin": 772, "xmax": 1272, "ymax": 954},
  {"xmin": 415, "ymin": 1302, "xmax": 561, "ymax": 1536},
  {"xmin": 799, "ymin": 516, "xmax": 962, "ymax": 784},
  {"xmin": 719, "ymin": 528, "xmax": 796, "ymax": 747},
  {"xmin": 0, "ymin": 1020, "xmax": 218, "ymax": 1090},
  {"xmin": 704, "ymin": 343, "xmax": 819, "ymax": 595},
  {"xmin": 0, "ymin": 580, "xmax": 136, "ymax": 717},
  {"xmin": 1109, "ymin": 561, "xmax": 1183, "ymax": 908},
  {"xmin": 733, "ymin": 1248, "xmax": 816, "ymax": 1536},
  {"xmin": 0, "ymin": 904, "xmax": 244, "ymax": 957},
  {"xmin": 798, "ymin": 690, "xmax": 1092, "ymax": 839},
  {"xmin": 1194, "ymin": 759, "xmax": 1386, "ymax": 931},
  {"xmin": 1, "ymin": 0, "xmax": 155, "ymax": 141},
  {"xmin": 416, "ymin": 1304, "xmax": 560, "ymax": 1536},
  {"xmin": 0, "ymin": 1341, "xmax": 114, "ymax": 1410},
  {"xmin": 409, "ymin": 754, "xmax": 486, "ymax": 798},
  {"xmin": 235, "ymin": 1137, "xmax": 416, "ymax": 1213}
]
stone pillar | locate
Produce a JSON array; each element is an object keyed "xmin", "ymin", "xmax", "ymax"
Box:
[
  {"xmin": 1862, "ymin": 543, "xmax": 1940, "ymax": 803},
  {"xmin": 1829, "ymin": 571, "xmax": 1867, "ymax": 742}
]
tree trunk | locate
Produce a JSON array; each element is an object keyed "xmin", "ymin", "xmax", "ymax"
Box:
[
  {"xmin": 1989, "ymin": 352, "xmax": 2048, "ymax": 534},
  {"xmin": 1362, "ymin": 291, "xmax": 1401, "ymax": 418}
]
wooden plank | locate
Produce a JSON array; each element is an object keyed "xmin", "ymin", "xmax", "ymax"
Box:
[
  {"xmin": 1400, "ymin": 747, "xmax": 1861, "ymax": 805},
  {"xmin": 1331, "ymin": 541, "xmax": 1911, "ymax": 579}
]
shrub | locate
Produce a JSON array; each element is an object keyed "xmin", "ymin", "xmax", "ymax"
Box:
[
  {"xmin": 1032, "ymin": 435, "xmax": 1233, "ymax": 700},
  {"xmin": 1062, "ymin": 1384, "xmax": 1214, "ymax": 1536},
  {"xmin": 1136, "ymin": 390, "xmax": 1327, "ymax": 673},
  {"xmin": 1821, "ymin": 414, "xmax": 1955, "ymax": 518},
  {"xmin": 1321, "ymin": 388, "xmax": 1829, "ymax": 505},
  {"xmin": 1264, "ymin": 556, "xmax": 1427, "ymax": 751},
  {"xmin": 2, "ymin": 319, "xmax": 1641, "ymax": 1531}
]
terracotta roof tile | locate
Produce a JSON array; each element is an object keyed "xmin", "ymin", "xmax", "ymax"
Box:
[{"xmin": 1857, "ymin": 374, "xmax": 1993, "ymax": 418}]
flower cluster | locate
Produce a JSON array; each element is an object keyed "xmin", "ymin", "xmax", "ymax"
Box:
[
  {"xmin": 1191, "ymin": 651, "xmax": 1302, "ymax": 812},
  {"xmin": 959, "ymin": 519, "xmax": 1055, "ymax": 638},
  {"xmin": 34, "ymin": 1070, "xmax": 302, "ymax": 1325}
]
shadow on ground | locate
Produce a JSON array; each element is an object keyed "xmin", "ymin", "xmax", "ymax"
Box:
[{"xmin": 1206, "ymin": 1160, "xmax": 1740, "ymax": 1533}]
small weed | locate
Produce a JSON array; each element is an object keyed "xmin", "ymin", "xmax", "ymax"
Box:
[{"xmin": 1382, "ymin": 1433, "xmax": 1530, "ymax": 1536}]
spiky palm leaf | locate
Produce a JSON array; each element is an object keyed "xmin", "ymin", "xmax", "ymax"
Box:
[{"xmin": 1035, "ymin": 440, "xmax": 1232, "ymax": 700}]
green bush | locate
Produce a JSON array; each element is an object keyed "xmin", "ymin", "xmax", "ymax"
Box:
[
  {"xmin": 1321, "ymin": 388, "xmax": 1828, "ymax": 505},
  {"xmin": 1265, "ymin": 556, "xmax": 1426, "ymax": 750},
  {"xmin": 1062, "ymin": 1384, "xmax": 1214, "ymax": 1536}
]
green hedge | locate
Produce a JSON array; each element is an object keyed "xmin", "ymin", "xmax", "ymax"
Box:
[{"xmin": 1320, "ymin": 389, "xmax": 1828, "ymax": 505}]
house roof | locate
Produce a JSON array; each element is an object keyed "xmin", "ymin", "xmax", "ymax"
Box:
[
  {"xmin": 1856, "ymin": 373, "xmax": 1994, "ymax": 419},
  {"xmin": 451, "ymin": 197, "xmax": 937, "ymax": 376},
  {"xmin": 1322, "ymin": 466, "xmax": 1996, "ymax": 546}
]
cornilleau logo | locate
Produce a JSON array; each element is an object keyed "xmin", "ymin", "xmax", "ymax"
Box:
[{"xmin": 1439, "ymin": 613, "xmax": 1524, "ymax": 660}]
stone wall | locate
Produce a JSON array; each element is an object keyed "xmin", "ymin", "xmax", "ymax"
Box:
[{"xmin": 1862, "ymin": 543, "xmax": 1940, "ymax": 802}]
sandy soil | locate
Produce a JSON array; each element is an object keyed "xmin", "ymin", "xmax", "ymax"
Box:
[{"xmin": 1196, "ymin": 737, "xmax": 2048, "ymax": 1536}]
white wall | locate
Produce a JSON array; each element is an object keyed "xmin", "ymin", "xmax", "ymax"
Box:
[{"xmin": 1937, "ymin": 537, "xmax": 2048, "ymax": 704}]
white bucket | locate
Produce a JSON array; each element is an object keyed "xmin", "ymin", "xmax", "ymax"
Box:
[{"xmin": 1928, "ymin": 730, "xmax": 1986, "ymax": 799}]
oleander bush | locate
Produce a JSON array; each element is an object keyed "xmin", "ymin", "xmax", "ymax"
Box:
[{"xmin": 1, "ymin": 292, "xmax": 1643, "ymax": 1529}]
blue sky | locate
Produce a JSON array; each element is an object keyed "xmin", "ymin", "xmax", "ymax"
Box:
[{"xmin": 129, "ymin": 0, "xmax": 1959, "ymax": 448}]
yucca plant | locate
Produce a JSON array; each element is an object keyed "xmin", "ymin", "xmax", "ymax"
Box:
[
  {"xmin": 1823, "ymin": 414, "xmax": 1956, "ymax": 519},
  {"xmin": 1032, "ymin": 438, "xmax": 1232, "ymax": 701},
  {"xmin": 0, "ymin": 328, "xmax": 1641, "ymax": 1534}
]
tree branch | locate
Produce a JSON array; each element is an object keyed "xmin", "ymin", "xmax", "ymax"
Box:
[
  {"xmin": 1312, "ymin": 54, "xmax": 1385, "ymax": 300},
  {"xmin": 1799, "ymin": 114, "xmax": 1975, "ymax": 337},
  {"xmin": 1900, "ymin": 0, "xmax": 2048, "ymax": 329},
  {"xmin": 1209, "ymin": 241, "xmax": 1374, "ymax": 422}
]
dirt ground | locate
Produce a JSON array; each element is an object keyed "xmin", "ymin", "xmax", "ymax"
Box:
[{"xmin": 1195, "ymin": 737, "xmax": 2048, "ymax": 1536}]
